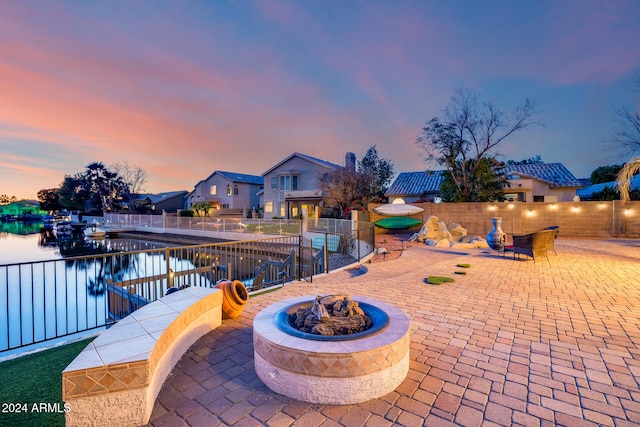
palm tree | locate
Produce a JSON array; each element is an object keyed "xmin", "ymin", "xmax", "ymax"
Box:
[{"xmin": 617, "ymin": 156, "xmax": 640, "ymax": 201}]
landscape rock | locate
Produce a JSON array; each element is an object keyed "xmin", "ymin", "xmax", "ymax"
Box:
[{"xmin": 447, "ymin": 222, "xmax": 467, "ymax": 241}]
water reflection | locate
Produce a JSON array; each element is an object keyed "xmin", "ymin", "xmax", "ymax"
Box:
[{"xmin": 0, "ymin": 220, "xmax": 44, "ymax": 236}]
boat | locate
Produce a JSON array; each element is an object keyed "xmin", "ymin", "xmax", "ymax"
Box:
[
  {"xmin": 373, "ymin": 201, "xmax": 424, "ymax": 216},
  {"xmin": 43, "ymin": 215, "xmax": 55, "ymax": 229},
  {"xmin": 84, "ymin": 224, "xmax": 107, "ymax": 238},
  {"xmin": 55, "ymin": 220, "xmax": 73, "ymax": 233},
  {"xmin": 374, "ymin": 217, "xmax": 422, "ymax": 229}
]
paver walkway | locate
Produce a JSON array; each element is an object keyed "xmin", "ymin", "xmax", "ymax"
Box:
[{"xmin": 149, "ymin": 238, "xmax": 640, "ymax": 427}]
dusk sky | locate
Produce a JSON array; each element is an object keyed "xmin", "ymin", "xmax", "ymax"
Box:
[{"xmin": 2, "ymin": 0, "xmax": 639, "ymax": 200}]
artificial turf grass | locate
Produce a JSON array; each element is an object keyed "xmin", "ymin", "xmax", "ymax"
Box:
[
  {"xmin": 425, "ymin": 276, "xmax": 455, "ymax": 285},
  {"xmin": 0, "ymin": 338, "xmax": 94, "ymax": 427}
]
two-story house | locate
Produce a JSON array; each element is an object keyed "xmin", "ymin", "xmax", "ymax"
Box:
[
  {"xmin": 188, "ymin": 171, "xmax": 263, "ymax": 213},
  {"xmin": 261, "ymin": 152, "xmax": 355, "ymax": 219}
]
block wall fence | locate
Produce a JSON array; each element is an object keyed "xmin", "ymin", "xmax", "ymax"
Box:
[{"xmin": 368, "ymin": 201, "xmax": 640, "ymax": 238}]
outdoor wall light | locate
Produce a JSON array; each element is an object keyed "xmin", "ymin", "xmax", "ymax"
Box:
[
  {"xmin": 508, "ymin": 203, "xmax": 515, "ymax": 210},
  {"xmin": 571, "ymin": 207, "xmax": 581, "ymax": 213},
  {"xmin": 488, "ymin": 205, "xmax": 497, "ymax": 211},
  {"xmin": 526, "ymin": 210, "xmax": 535, "ymax": 217},
  {"xmin": 549, "ymin": 204, "xmax": 557, "ymax": 210},
  {"xmin": 624, "ymin": 209, "xmax": 633, "ymax": 216}
]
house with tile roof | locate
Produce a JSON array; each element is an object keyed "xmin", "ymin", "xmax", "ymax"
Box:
[
  {"xmin": 576, "ymin": 174, "xmax": 640, "ymax": 200},
  {"xmin": 385, "ymin": 170, "xmax": 446, "ymax": 203},
  {"xmin": 261, "ymin": 152, "xmax": 355, "ymax": 219},
  {"xmin": 501, "ymin": 163, "xmax": 583, "ymax": 202},
  {"xmin": 385, "ymin": 163, "xmax": 582, "ymax": 203},
  {"xmin": 188, "ymin": 171, "xmax": 263, "ymax": 213}
]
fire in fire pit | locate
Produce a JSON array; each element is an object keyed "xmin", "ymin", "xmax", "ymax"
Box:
[{"xmin": 293, "ymin": 294, "xmax": 371, "ymax": 336}]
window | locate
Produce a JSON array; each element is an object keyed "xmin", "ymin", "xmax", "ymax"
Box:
[
  {"xmin": 233, "ymin": 184, "xmax": 239, "ymax": 195},
  {"xmin": 279, "ymin": 175, "xmax": 290, "ymax": 190},
  {"xmin": 533, "ymin": 196, "xmax": 545, "ymax": 202},
  {"xmin": 265, "ymin": 201, "xmax": 273, "ymax": 213},
  {"xmin": 279, "ymin": 202, "xmax": 286, "ymax": 217},
  {"xmin": 226, "ymin": 184, "xmax": 231, "ymax": 196},
  {"xmin": 221, "ymin": 204, "xmax": 229, "ymax": 209},
  {"xmin": 278, "ymin": 175, "xmax": 298, "ymax": 191},
  {"xmin": 209, "ymin": 185, "xmax": 217, "ymax": 195},
  {"xmin": 271, "ymin": 177, "xmax": 277, "ymax": 189}
]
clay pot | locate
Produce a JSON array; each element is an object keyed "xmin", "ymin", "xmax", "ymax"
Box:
[
  {"xmin": 214, "ymin": 280, "xmax": 249, "ymax": 319},
  {"xmin": 486, "ymin": 217, "xmax": 506, "ymax": 250}
]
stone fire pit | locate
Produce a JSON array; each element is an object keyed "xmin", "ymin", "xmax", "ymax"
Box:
[{"xmin": 253, "ymin": 295, "xmax": 410, "ymax": 404}]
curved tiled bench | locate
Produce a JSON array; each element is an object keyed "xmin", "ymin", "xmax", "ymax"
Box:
[{"xmin": 62, "ymin": 287, "xmax": 222, "ymax": 427}]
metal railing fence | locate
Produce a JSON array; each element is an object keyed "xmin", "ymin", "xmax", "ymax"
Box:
[
  {"xmin": 104, "ymin": 213, "xmax": 302, "ymax": 235},
  {"xmin": 1, "ymin": 228, "xmax": 375, "ymax": 354},
  {"xmin": 1, "ymin": 236, "xmax": 299, "ymax": 354}
]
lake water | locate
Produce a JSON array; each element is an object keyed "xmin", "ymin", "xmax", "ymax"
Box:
[
  {"xmin": 0, "ymin": 221, "xmax": 173, "ymax": 265},
  {"xmin": 0, "ymin": 221, "xmax": 206, "ymax": 355}
]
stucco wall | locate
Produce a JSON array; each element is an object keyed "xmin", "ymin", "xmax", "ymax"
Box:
[
  {"xmin": 370, "ymin": 201, "xmax": 640, "ymax": 238},
  {"xmin": 193, "ymin": 175, "xmax": 260, "ymax": 211},
  {"xmin": 262, "ymin": 156, "xmax": 334, "ymax": 219}
]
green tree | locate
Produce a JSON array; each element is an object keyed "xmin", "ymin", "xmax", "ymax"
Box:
[
  {"xmin": 191, "ymin": 202, "xmax": 212, "ymax": 217},
  {"xmin": 0, "ymin": 195, "xmax": 18, "ymax": 205},
  {"xmin": 416, "ymin": 88, "xmax": 539, "ymax": 202},
  {"xmin": 590, "ymin": 165, "xmax": 623, "ymax": 184},
  {"xmin": 82, "ymin": 162, "xmax": 129, "ymax": 211},
  {"xmin": 357, "ymin": 146, "xmax": 395, "ymax": 198},
  {"xmin": 57, "ymin": 163, "xmax": 129, "ymax": 211},
  {"xmin": 37, "ymin": 188, "xmax": 61, "ymax": 212},
  {"xmin": 506, "ymin": 155, "xmax": 543, "ymax": 165},
  {"xmin": 58, "ymin": 175, "xmax": 89, "ymax": 210}
]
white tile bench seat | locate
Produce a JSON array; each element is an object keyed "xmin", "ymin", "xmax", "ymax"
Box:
[{"xmin": 62, "ymin": 287, "xmax": 223, "ymax": 427}]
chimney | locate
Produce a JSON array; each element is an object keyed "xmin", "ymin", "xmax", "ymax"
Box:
[{"xmin": 345, "ymin": 152, "xmax": 356, "ymax": 172}]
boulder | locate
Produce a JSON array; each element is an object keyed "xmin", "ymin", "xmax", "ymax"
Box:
[
  {"xmin": 446, "ymin": 222, "xmax": 467, "ymax": 242},
  {"xmin": 433, "ymin": 239, "xmax": 451, "ymax": 248}
]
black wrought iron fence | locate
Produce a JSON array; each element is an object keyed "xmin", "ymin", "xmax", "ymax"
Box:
[
  {"xmin": 1, "ymin": 236, "xmax": 300, "ymax": 354},
  {"xmin": 1, "ymin": 223, "xmax": 375, "ymax": 355}
]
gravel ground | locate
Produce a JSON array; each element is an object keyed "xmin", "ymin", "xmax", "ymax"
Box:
[{"xmin": 370, "ymin": 232, "xmax": 414, "ymax": 263}]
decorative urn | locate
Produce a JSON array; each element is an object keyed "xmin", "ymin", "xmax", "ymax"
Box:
[{"xmin": 486, "ymin": 217, "xmax": 506, "ymax": 250}]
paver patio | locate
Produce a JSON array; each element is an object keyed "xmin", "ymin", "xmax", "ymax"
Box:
[{"xmin": 149, "ymin": 238, "xmax": 640, "ymax": 426}]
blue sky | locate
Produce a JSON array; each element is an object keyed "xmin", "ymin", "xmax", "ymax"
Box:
[{"xmin": 1, "ymin": 0, "xmax": 639, "ymax": 198}]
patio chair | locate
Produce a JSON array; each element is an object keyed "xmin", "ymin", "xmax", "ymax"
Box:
[
  {"xmin": 506, "ymin": 229, "xmax": 557, "ymax": 261},
  {"xmin": 541, "ymin": 226, "xmax": 559, "ymax": 254}
]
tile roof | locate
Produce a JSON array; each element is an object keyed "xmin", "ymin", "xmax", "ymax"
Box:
[
  {"xmin": 385, "ymin": 171, "xmax": 446, "ymax": 196},
  {"xmin": 576, "ymin": 174, "xmax": 640, "ymax": 198},
  {"xmin": 194, "ymin": 171, "xmax": 263, "ymax": 188},
  {"xmin": 501, "ymin": 163, "xmax": 583, "ymax": 188},
  {"xmin": 262, "ymin": 152, "xmax": 343, "ymax": 176},
  {"xmin": 131, "ymin": 191, "xmax": 188, "ymax": 203},
  {"xmin": 215, "ymin": 171, "xmax": 264, "ymax": 185}
]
